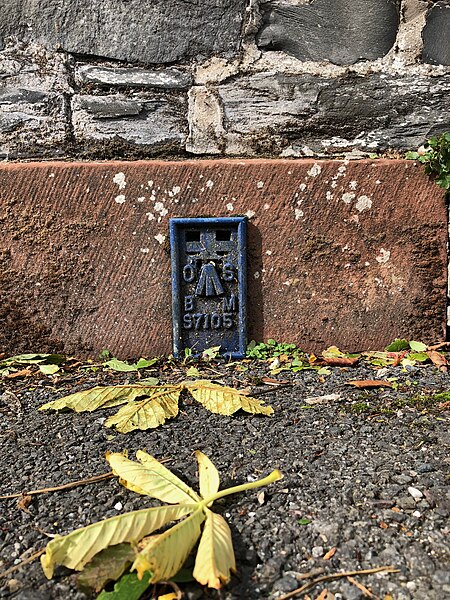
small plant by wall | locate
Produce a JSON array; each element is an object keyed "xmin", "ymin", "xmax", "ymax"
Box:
[{"xmin": 407, "ymin": 132, "xmax": 450, "ymax": 200}]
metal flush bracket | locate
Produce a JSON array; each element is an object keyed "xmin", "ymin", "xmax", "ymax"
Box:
[{"xmin": 170, "ymin": 217, "xmax": 247, "ymax": 358}]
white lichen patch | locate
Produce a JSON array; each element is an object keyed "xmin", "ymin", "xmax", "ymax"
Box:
[
  {"xmin": 266, "ymin": 250, "xmax": 272, "ymax": 255},
  {"xmin": 113, "ymin": 172, "xmax": 127, "ymax": 190},
  {"xmin": 257, "ymin": 181, "xmax": 264, "ymax": 188},
  {"xmin": 349, "ymin": 181, "xmax": 358, "ymax": 190},
  {"xmin": 137, "ymin": 196, "xmax": 145, "ymax": 202},
  {"xmin": 148, "ymin": 180, "xmax": 154, "ymax": 188},
  {"xmin": 226, "ymin": 202, "xmax": 234, "ymax": 211},
  {"xmin": 295, "ymin": 208, "xmax": 304, "ymax": 220},
  {"xmin": 168, "ymin": 185, "xmax": 181, "ymax": 197},
  {"xmin": 154, "ymin": 201, "xmax": 168, "ymax": 217},
  {"xmin": 342, "ymin": 192, "xmax": 356, "ymax": 204},
  {"xmin": 376, "ymin": 248, "xmax": 391, "ymax": 264},
  {"xmin": 140, "ymin": 248, "xmax": 150, "ymax": 254},
  {"xmin": 326, "ymin": 191, "xmax": 333, "ymax": 200},
  {"xmin": 299, "ymin": 183, "xmax": 307, "ymax": 192},
  {"xmin": 146, "ymin": 212, "xmax": 155, "ymax": 221},
  {"xmin": 115, "ymin": 194, "xmax": 126, "ymax": 204},
  {"xmin": 355, "ymin": 195, "xmax": 373, "ymax": 212},
  {"xmin": 154, "ymin": 234, "xmax": 166, "ymax": 245},
  {"xmin": 206, "ymin": 180, "xmax": 214, "ymax": 189},
  {"xmin": 245, "ymin": 210, "xmax": 256, "ymax": 219},
  {"xmin": 263, "ymin": 203, "xmax": 270, "ymax": 210},
  {"xmin": 307, "ymin": 163, "xmax": 322, "ymax": 177}
]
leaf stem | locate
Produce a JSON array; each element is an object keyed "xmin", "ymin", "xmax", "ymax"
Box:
[{"xmin": 203, "ymin": 470, "xmax": 283, "ymax": 506}]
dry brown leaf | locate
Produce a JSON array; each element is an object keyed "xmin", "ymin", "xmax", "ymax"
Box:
[
  {"xmin": 323, "ymin": 357, "xmax": 359, "ymax": 367},
  {"xmin": 347, "ymin": 380, "xmax": 393, "ymax": 389},
  {"xmin": 347, "ymin": 575, "xmax": 374, "ymax": 598},
  {"xmin": 4, "ymin": 369, "xmax": 32, "ymax": 379},
  {"xmin": 17, "ymin": 495, "xmax": 32, "ymax": 514},
  {"xmin": 427, "ymin": 350, "xmax": 448, "ymax": 372},
  {"xmin": 379, "ymin": 521, "xmax": 389, "ymax": 529},
  {"xmin": 261, "ymin": 377, "xmax": 289, "ymax": 385},
  {"xmin": 323, "ymin": 547, "xmax": 337, "ymax": 560},
  {"xmin": 316, "ymin": 590, "xmax": 329, "ymax": 600}
]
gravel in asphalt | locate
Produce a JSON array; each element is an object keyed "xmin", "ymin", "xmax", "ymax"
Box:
[{"xmin": 0, "ymin": 359, "xmax": 449, "ymax": 599}]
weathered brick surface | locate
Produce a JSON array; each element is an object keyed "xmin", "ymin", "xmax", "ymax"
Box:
[{"xmin": 0, "ymin": 159, "xmax": 446, "ymax": 357}]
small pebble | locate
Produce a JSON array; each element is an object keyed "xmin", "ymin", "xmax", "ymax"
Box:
[
  {"xmin": 114, "ymin": 502, "xmax": 123, "ymax": 511},
  {"xmin": 408, "ymin": 487, "xmax": 423, "ymax": 500},
  {"xmin": 312, "ymin": 545, "xmax": 324, "ymax": 558}
]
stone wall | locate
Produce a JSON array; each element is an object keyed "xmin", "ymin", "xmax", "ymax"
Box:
[{"xmin": 0, "ymin": 0, "xmax": 449, "ymax": 160}]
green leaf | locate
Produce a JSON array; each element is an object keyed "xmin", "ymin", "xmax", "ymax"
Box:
[
  {"xmin": 405, "ymin": 151, "xmax": 420, "ymax": 160},
  {"xmin": 297, "ymin": 518, "xmax": 311, "ymax": 526},
  {"xmin": 186, "ymin": 366, "xmax": 201, "ymax": 378},
  {"xmin": 0, "ymin": 353, "xmax": 65, "ymax": 367},
  {"xmin": 39, "ymin": 385, "xmax": 162, "ymax": 413},
  {"xmin": 41, "ymin": 505, "xmax": 195, "ymax": 578},
  {"xmin": 187, "ymin": 380, "xmax": 274, "ymax": 416},
  {"xmin": 104, "ymin": 388, "xmax": 180, "ymax": 433},
  {"xmin": 136, "ymin": 358, "xmax": 157, "ymax": 369},
  {"xmin": 78, "ymin": 544, "xmax": 135, "ymax": 592},
  {"xmin": 407, "ymin": 352, "xmax": 429, "ymax": 363},
  {"xmin": 39, "ymin": 364, "xmax": 60, "ymax": 376},
  {"xmin": 97, "ymin": 571, "xmax": 152, "ymax": 600},
  {"xmin": 317, "ymin": 367, "xmax": 331, "ymax": 376},
  {"xmin": 385, "ymin": 339, "xmax": 410, "ymax": 352},
  {"xmin": 106, "ymin": 451, "xmax": 200, "ymax": 504},
  {"xmin": 202, "ymin": 346, "xmax": 221, "ymax": 360},
  {"xmin": 409, "ymin": 340, "xmax": 427, "ymax": 352},
  {"xmin": 103, "ymin": 359, "xmax": 138, "ymax": 372},
  {"xmin": 137, "ymin": 377, "xmax": 159, "ymax": 386},
  {"xmin": 195, "ymin": 451, "xmax": 220, "ymax": 501},
  {"xmin": 133, "ymin": 507, "xmax": 206, "ymax": 582},
  {"xmin": 193, "ymin": 508, "xmax": 236, "ymax": 589}
]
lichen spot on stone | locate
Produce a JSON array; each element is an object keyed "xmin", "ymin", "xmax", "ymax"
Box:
[
  {"xmin": 169, "ymin": 185, "xmax": 181, "ymax": 197},
  {"xmin": 113, "ymin": 172, "xmax": 127, "ymax": 190},
  {"xmin": 376, "ymin": 248, "xmax": 391, "ymax": 264},
  {"xmin": 154, "ymin": 201, "xmax": 168, "ymax": 217},
  {"xmin": 295, "ymin": 208, "xmax": 304, "ymax": 220},
  {"xmin": 349, "ymin": 181, "xmax": 358, "ymax": 190},
  {"xmin": 206, "ymin": 180, "xmax": 214, "ymax": 189},
  {"xmin": 226, "ymin": 202, "xmax": 234, "ymax": 211},
  {"xmin": 257, "ymin": 181, "xmax": 264, "ymax": 188},
  {"xmin": 307, "ymin": 163, "xmax": 322, "ymax": 177},
  {"xmin": 115, "ymin": 194, "xmax": 126, "ymax": 204},
  {"xmin": 146, "ymin": 212, "xmax": 155, "ymax": 221},
  {"xmin": 299, "ymin": 183, "xmax": 307, "ymax": 192},
  {"xmin": 245, "ymin": 210, "xmax": 256, "ymax": 219},
  {"xmin": 342, "ymin": 192, "xmax": 355, "ymax": 204},
  {"xmin": 154, "ymin": 234, "xmax": 166, "ymax": 245},
  {"xmin": 140, "ymin": 248, "xmax": 150, "ymax": 254},
  {"xmin": 355, "ymin": 195, "xmax": 372, "ymax": 212}
]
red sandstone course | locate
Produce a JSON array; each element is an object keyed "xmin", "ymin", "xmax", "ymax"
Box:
[{"xmin": 0, "ymin": 158, "xmax": 447, "ymax": 356}]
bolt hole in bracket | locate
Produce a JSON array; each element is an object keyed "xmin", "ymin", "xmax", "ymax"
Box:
[{"xmin": 170, "ymin": 217, "xmax": 247, "ymax": 358}]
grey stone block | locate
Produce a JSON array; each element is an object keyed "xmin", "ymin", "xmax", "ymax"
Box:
[
  {"xmin": 71, "ymin": 93, "xmax": 187, "ymax": 149},
  {"xmin": 0, "ymin": 0, "xmax": 246, "ymax": 64},
  {"xmin": 77, "ymin": 65, "xmax": 193, "ymax": 90},
  {"xmin": 256, "ymin": 0, "xmax": 400, "ymax": 65},
  {"xmin": 422, "ymin": 1, "xmax": 450, "ymax": 65},
  {"xmin": 218, "ymin": 73, "xmax": 450, "ymax": 154},
  {"xmin": 0, "ymin": 88, "xmax": 48, "ymax": 104},
  {"xmin": 78, "ymin": 96, "xmax": 143, "ymax": 119}
]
